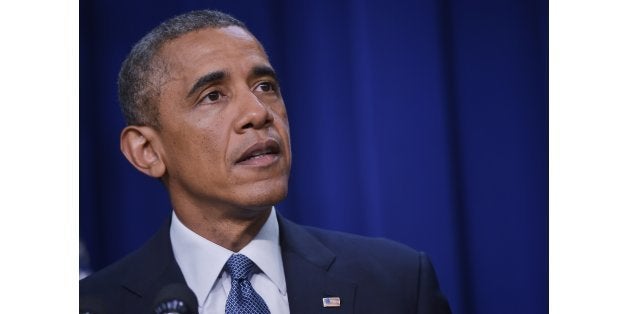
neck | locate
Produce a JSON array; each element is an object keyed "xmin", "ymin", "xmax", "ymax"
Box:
[{"xmin": 173, "ymin": 201, "xmax": 272, "ymax": 252}]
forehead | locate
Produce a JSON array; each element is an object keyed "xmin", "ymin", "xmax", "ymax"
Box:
[{"xmin": 158, "ymin": 26, "xmax": 269, "ymax": 79}]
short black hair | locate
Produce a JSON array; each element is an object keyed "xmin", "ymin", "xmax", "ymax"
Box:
[{"xmin": 118, "ymin": 10, "xmax": 247, "ymax": 129}]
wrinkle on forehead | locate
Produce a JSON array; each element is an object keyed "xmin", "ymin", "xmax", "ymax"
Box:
[
  {"xmin": 156, "ymin": 26, "xmax": 269, "ymax": 87},
  {"xmin": 162, "ymin": 26, "xmax": 267, "ymax": 64},
  {"xmin": 218, "ymin": 26, "xmax": 268, "ymax": 58},
  {"xmin": 219, "ymin": 25, "xmax": 257, "ymax": 41}
]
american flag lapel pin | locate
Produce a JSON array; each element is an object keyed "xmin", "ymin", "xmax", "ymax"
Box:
[{"xmin": 322, "ymin": 297, "xmax": 341, "ymax": 308}]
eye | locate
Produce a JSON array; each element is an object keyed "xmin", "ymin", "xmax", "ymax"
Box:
[
  {"xmin": 198, "ymin": 90, "xmax": 225, "ymax": 105},
  {"xmin": 254, "ymin": 82, "xmax": 276, "ymax": 93},
  {"xmin": 206, "ymin": 91, "xmax": 221, "ymax": 101}
]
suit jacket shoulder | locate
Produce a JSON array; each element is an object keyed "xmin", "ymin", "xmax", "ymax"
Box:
[
  {"xmin": 278, "ymin": 216, "xmax": 451, "ymax": 314},
  {"xmin": 80, "ymin": 221, "xmax": 186, "ymax": 313}
]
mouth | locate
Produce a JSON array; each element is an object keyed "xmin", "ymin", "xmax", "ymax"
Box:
[{"xmin": 235, "ymin": 139, "xmax": 281, "ymax": 166}]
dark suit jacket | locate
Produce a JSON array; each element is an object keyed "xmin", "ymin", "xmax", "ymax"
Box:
[{"xmin": 80, "ymin": 214, "xmax": 451, "ymax": 313}]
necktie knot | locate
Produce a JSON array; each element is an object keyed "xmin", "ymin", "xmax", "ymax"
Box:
[
  {"xmin": 224, "ymin": 254, "xmax": 270, "ymax": 314},
  {"xmin": 225, "ymin": 254, "xmax": 255, "ymax": 281}
]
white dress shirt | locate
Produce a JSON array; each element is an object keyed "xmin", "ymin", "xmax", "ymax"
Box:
[{"xmin": 170, "ymin": 207, "xmax": 290, "ymax": 314}]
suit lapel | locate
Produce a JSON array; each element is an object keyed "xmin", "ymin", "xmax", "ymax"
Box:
[
  {"xmin": 120, "ymin": 220, "xmax": 187, "ymax": 307},
  {"xmin": 278, "ymin": 215, "xmax": 356, "ymax": 314}
]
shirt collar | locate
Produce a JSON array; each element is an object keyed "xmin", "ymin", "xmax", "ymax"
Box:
[
  {"xmin": 170, "ymin": 207, "xmax": 286, "ymax": 305},
  {"xmin": 239, "ymin": 208, "xmax": 286, "ymax": 295}
]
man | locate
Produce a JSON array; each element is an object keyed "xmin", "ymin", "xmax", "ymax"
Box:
[{"xmin": 80, "ymin": 10, "xmax": 451, "ymax": 314}]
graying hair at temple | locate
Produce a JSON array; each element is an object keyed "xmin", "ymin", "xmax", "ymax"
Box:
[{"xmin": 117, "ymin": 10, "xmax": 247, "ymax": 129}]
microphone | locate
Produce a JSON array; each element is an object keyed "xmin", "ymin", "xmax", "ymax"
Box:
[{"xmin": 153, "ymin": 283, "xmax": 199, "ymax": 314}]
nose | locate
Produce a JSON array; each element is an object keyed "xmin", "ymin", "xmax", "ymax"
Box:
[{"xmin": 235, "ymin": 90, "xmax": 274, "ymax": 133}]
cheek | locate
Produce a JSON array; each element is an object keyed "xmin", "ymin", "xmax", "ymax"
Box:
[
  {"xmin": 271, "ymin": 104, "xmax": 290, "ymax": 131},
  {"xmin": 276, "ymin": 113, "xmax": 290, "ymax": 141},
  {"xmin": 274, "ymin": 103, "xmax": 289, "ymax": 120},
  {"xmin": 194, "ymin": 127, "xmax": 226, "ymax": 161},
  {"xmin": 164, "ymin": 124, "xmax": 225, "ymax": 169}
]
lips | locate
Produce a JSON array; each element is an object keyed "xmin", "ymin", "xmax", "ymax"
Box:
[{"xmin": 235, "ymin": 139, "xmax": 281, "ymax": 165}]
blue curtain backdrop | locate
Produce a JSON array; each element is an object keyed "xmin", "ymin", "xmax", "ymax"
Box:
[{"xmin": 80, "ymin": 1, "xmax": 548, "ymax": 313}]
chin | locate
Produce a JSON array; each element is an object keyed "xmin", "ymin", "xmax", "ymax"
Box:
[{"xmin": 239, "ymin": 180, "xmax": 289, "ymax": 209}]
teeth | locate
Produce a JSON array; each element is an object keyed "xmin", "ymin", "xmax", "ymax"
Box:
[
  {"xmin": 248, "ymin": 149, "xmax": 270, "ymax": 159},
  {"xmin": 253, "ymin": 149, "xmax": 270, "ymax": 157},
  {"xmin": 239, "ymin": 144, "xmax": 278, "ymax": 163}
]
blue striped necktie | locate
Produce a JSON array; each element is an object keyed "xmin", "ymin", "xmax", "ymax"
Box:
[{"xmin": 224, "ymin": 254, "xmax": 270, "ymax": 314}]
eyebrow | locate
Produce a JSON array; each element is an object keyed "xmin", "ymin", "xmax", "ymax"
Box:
[
  {"xmin": 250, "ymin": 65, "xmax": 278, "ymax": 82},
  {"xmin": 186, "ymin": 70, "xmax": 226, "ymax": 98}
]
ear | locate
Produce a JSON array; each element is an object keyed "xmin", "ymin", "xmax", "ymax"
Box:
[{"xmin": 120, "ymin": 126, "xmax": 166, "ymax": 178}]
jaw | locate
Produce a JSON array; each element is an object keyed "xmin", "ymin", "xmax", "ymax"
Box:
[
  {"xmin": 228, "ymin": 173, "xmax": 290, "ymax": 208},
  {"xmin": 166, "ymin": 165, "xmax": 289, "ymax": 210}
]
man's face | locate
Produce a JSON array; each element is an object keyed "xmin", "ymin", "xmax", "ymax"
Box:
[{"xmin": 153, "ymin": 26, "xmax": 291, "ymax": 214}]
